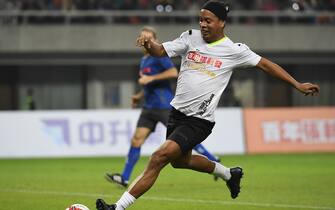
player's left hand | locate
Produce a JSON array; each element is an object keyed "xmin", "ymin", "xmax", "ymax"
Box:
[
  {"xmin": 296, "ymin": 82, "xmax": 320, "ymax": 96},
  {"xmin": 138, "ymin": 72, "xmax": 155, "ymax": 85}
]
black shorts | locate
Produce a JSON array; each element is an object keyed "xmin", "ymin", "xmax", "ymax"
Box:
[
  {"xmin": 136, "ymin": 108, "xmax": 171, "ymax": 131},
  {"xmin": 166, "ymin": 108, "xmax": 215, "ymax": 154}
]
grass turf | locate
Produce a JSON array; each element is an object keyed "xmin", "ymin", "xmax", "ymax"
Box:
[{"xmin": 0, "ymin": 153, "xmax": 334, "ymax": 210}]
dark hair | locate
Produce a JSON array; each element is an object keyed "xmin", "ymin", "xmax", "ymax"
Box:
[{"xmin": 202, "ymin": 0, "xmax": 230, "ymax": 21}]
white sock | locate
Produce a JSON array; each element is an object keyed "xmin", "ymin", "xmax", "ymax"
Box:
[
  {"xmin": 115, "ymin": 191, "xmax": 136, "ymax": 210},
  {"xmin": 212, "ymin": 161, "xmax": 231, "ymax": 181}
]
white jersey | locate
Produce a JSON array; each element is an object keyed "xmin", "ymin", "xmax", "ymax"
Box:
[{"xmin": 162, "ymin": 29, "xmax": 261, "ymax": 122}]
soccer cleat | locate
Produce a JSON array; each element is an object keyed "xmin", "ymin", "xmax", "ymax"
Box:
[
  {"xmin": 105, "ymin": 173, "xmax": 129, "ymax": 188},
  {"xmin": 96, "ymin": 199, "xmax": 116, "ymax": 210},
  {"xmin": 226, "ymin": 167, "xmax": 243, "ymax": 199}
]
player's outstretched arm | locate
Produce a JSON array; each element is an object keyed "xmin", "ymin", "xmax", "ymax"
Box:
[
  {"xmin": 256, "ymin": 57, "xmax": 320, "ymax": 96},
  {"xmin": 138, "ymin": 67, "xmax": 178, "ymax": 85},
  {"xmin": 136, "ymin": 34, "xmax": 167, "ymax": 57}
]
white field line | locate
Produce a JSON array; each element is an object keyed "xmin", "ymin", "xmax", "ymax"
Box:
[{"xmin": 1, "ymin": 188, "xmax": 334, "ymax": 210}]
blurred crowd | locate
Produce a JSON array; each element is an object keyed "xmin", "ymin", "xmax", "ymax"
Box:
[
  {"xmin": 0, "ymin": 0, "xmax": 333, "ymax": 25},
  {"xmin": 0, "ymin": 0, "xmax": 334, "ymax": 11}
]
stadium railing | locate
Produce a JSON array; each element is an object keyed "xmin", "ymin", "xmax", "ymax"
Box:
[{"xmin": 0, "ymin": 10, "xmax": 334, "ymax": 25}]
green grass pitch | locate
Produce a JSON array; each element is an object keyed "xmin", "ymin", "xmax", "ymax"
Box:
[{"xmin": 0, "ymin": 153, "xmax": 334, "ymax": 210}]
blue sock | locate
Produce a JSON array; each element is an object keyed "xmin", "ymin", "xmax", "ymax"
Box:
[
  {"xmin": 122, "ymin": 146, "xmax": 141, "ymax": 182},
  {"xmin": 193, "ymin": 144, "xmax": 219, "ymax": 162}
]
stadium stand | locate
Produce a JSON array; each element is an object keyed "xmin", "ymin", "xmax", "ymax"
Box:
[
  {"xmin": 0, "ymin": 0, "xmax": 334, "ymax": 25},
  {"xmin": 0, "ymin": 0, "xmax": 334, "ymax": 110},
  {"xmin": 0, "ymin": 0, "xmax": 334, "ymax": 11}
]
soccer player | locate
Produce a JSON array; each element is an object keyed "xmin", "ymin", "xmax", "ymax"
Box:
[
  {"xmin": 105, "ymin": 26, "xmax": 221, "ymax": 188},
  {"xmin": 96, "ymin": 1, "xmax": 320, "ymax": 209}
]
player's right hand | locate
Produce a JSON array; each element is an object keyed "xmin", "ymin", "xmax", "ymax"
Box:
[
  {"xmin": 136, "ymin": 34, "xmax": 152, "ymax": 48},
  {"xmin": 138, "ymin": 72, "xmax": 155, "ymax": 85}
]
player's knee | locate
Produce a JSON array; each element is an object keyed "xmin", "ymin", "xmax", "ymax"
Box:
[
  {"xmin": 131, "ymin": 135, "xmax": 145, "ymax": 147},
  {"xmin": 150, "ymin": 149, "xmax": 170, "ymax": 167}
]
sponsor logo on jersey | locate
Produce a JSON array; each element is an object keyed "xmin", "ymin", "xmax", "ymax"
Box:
[
  {"xmin": 197, "ymin": 94, "xmax": 215, "ymax": 116},
  {"xmin": 187, "ymin": 51, "xmax": 222, "ymax": 68},
  {"xmin": 142, "ymin": 67, "xmax": 152, "ymax": 73}
]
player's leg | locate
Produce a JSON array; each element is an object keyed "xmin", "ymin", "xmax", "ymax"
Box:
[
  {"xmin": 121, "ymin": 127, "xmax": 151, "ymax": 182},
  {"xmin": 193, "ymin": 143, "xmax": 220, "ymax": 162},
  {"xmin": 128, "ymin": 140, "xmax": 182, "ymax": 197},
  {"xmin": 106, "ymin": 109, "xmax": 157, "ymax": 187},
  {"xmin": 121, "ymin": 109, "xmax": 167, "ymax": 183},
  {"xmin": 97, "ymin": 140, "xmax": 184, "ymax": 210},
  {"xmin": 167, "ymin": 111, "xmax": 243, "ymax": 200},
  {"xmin": 171, "ymin": 151, "xmax": 230, "ymax": 180},
  {"xmin": 149, "ymin": 108, "xmax": 243, "ymax": 199},
  {"xmin": 169, "ymin": 126, "xmax": 230, "ymax": 180},
  {"xmin": 106, "ymin": 127, "xmax": 151, "ymax": 187},
  {"xmin": 97, "ymin": 108, "xmax": 242, "ymax": 210},
  {"xmin": 170, "ymin": 150, "xmax": 243, "ymax": 199},
  {"xmin": 193, "ymin": 143, "xmax": 221, "ymax": 181}
]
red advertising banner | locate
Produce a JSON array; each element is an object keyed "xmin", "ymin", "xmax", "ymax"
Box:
[{"xmin": 244, "ymin": 108, "xmax": 335, "ymax": 153}]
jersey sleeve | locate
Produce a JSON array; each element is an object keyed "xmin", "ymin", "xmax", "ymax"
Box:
[
  {"xmin": 234, "ymin": 43, "xmax": 261, "ymax": 68},
  {"xmin": 162, "ymin": 31, "xmax": 189, "ymax": 58},
  {"xmin": 158, "ymin": 57, "xmax": 175, "ymax": 71}
]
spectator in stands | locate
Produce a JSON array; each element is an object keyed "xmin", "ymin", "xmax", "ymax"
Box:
[
  {"xmin": 137, "ymin": 0, "xmax": 151, "ymax": 10},
  {"xmin": 1, "ymin": 0, "xmax": 334, "ymax": 25},
  {"xmin": 329, "ymin": 0, "xmax": 335, "ymax": 10},
  {"xmin": 1, "ymin": 0, "xmax": 335, "ymax": 11},
  {"xmin": 261, "ymin": 0, "xmax": 279, "ymax": 11},
  {"xmin": 73, "ymin": 0, "xmax": 98, "ymax": 10},
  {"xmin": 120, "ymin": 0, "xmax": 136, "ymax": 10},
  {"xmin": 20, "ymin": 0, "xmax": 44, "ymax": 10},
  {"xmin": 96, "ymin": 0, "xmax": 114, "ymax": 10}
]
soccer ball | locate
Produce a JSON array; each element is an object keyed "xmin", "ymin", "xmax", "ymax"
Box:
[{"xmin": 65, "ymin": 203, "xmax": 89, "ymax": 210}]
